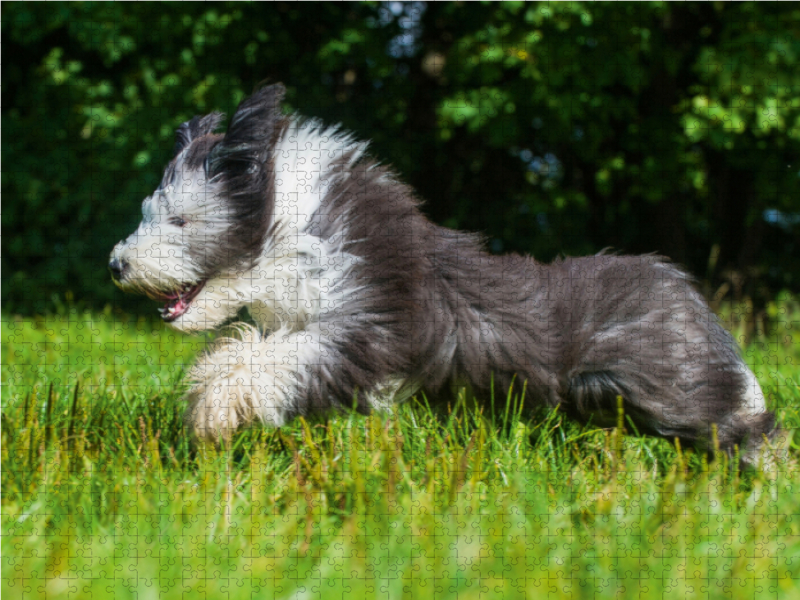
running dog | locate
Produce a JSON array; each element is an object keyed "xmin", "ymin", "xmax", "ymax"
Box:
[{"xmin": 110, "ymin": 84, "xmax": 778, "ymax": 468}]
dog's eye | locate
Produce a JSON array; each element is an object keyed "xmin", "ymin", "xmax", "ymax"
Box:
[{"xmin": 168, "ymin": 216, "xmax": 187, "ymax": 227}]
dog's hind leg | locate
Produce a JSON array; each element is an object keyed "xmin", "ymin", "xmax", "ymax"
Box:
[
  {"xmin": 727, "ymin": 367, "xmax": 785, "ymax": 471},
  {"xmin": 551, "ymin": 255, "xmax": 783, "ymax": 470},
  {"xmin": 563, "ymin": 362, "xmax": 781, "ymax": 469}
]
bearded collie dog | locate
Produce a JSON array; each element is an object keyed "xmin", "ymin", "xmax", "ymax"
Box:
[{"xmin": 110, "ymin": 84, "xmax": 778, "ymax": 468}]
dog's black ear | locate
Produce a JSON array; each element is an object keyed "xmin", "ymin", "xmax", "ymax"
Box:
[
  {"xmin": 225, "ymin": 84, "xmax": 286, "ymax": 150},
  {"xmin": 206, "ymin": 84, "xmax": 286, "ymax": 179},
  {"xmin": 205, "ymin": 84, "xmax": 287, "ymax": 268},
  {"xmin": 174, "ymin": 112, "xmax": 225, "ymax": 156}
]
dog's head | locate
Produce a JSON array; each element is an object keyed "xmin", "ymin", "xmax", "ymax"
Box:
[{"xmin": 109, "ymin": 84, "xmax": 286, "ymax": 331}]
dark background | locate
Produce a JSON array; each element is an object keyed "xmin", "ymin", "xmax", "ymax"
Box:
[{"xmin": 4, "ymin": 2, "xmax": 800, "ymax": 316}]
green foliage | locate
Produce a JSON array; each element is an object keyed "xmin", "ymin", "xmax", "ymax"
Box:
[
  {"xmin": 3, "ymin": 300, "xmax": 800, "ymax": 597},
  {"xmin": 4, "ymin": 2, "xmax": 800, "ymax": 315}
]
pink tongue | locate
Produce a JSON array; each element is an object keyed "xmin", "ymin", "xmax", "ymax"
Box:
[{"xmin": 165, "ymin": 297, "xmax": 188, "ymax": 315}]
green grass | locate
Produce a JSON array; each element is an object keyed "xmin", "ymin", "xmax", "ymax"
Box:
[{"xmin": 3, "ymin": 297, "xmax": 800, "ymax": 599}]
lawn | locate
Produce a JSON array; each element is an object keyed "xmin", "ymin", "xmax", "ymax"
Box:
[{"xmin": 3, "ymin": 297, "xmax": 800, "ymax": 599}]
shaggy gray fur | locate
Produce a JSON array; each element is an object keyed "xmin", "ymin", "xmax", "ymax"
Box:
[{"xmin": 111, "ymin": 84, "xmax": 778, "ymax": 468}]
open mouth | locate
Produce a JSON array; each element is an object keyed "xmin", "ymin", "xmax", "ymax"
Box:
[{"xmin": 152, "ymin": 281, "xmax": 206, "ymax": 322}]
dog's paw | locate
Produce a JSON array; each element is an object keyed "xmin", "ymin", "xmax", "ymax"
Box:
[
  {"xmin": 184, "ymin": 377, "xmax": 245, "ymax": 444},
  {"xmin": 183, "ymin": 325, "xmax": 295, "ymax": 442}
]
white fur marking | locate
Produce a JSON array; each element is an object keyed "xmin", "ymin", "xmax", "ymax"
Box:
[
  {"xmin": 165, "ymin": 121, "xmax": 368, "ymax": 333},
  {"xmin": 220, "ymin": 118, "xmax": 368, "ymax": 333},
  {"xmin": 273, "ymin": 118, "xmax": 366, "ymax": 224},
  {"xmin": 736, "ymin": 367, "xmax": 767, "ymax": 420},
  {"xmin": 186, "ymin": 323, "xmax": 328, "ymax": 440},
  {"xmin": 736, "ymin": 366, "xmax": 776, "ymax": 471}
]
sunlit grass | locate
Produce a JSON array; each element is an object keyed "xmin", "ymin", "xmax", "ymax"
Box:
[{"xmin": 2, "ymin": 297, "xmax": 800, "ymax": 599}]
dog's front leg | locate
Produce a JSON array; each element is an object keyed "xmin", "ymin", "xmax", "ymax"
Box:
[{"xmin": 184, "ymin": 323, "xmax": 320, "ymax": 443}]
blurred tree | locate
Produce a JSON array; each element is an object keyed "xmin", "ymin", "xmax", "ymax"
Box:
[{"xmin": 4, "ymin": 2, "xmax": 800, "ymax": 315}]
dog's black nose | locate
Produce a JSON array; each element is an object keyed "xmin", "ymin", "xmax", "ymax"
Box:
[{"xmin": 109, "ymin": 258, "xmax": 127, "ymax": 281}]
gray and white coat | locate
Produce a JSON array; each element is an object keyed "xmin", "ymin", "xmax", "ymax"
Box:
[{"xmin": 110, "ymin": 84, "xmax": 777, "ymax": 468}]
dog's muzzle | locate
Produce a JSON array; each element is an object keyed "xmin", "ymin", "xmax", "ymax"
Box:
[{"xmin": 109, "ymin": 257, "xmax": 127, "ymax": 282}]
